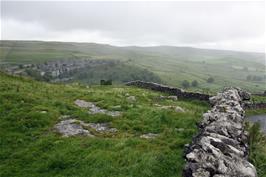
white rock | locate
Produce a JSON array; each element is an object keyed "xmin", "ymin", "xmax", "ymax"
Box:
[
  {"xmin": 54, "ymin": 119, "xmax": 94, "ymax": 137},
  {"xmin": 140, "ymin": 133, "xmax": 159, "ymax": 139},
  {"xmin": 74, "ymin": 99, "xmax": 121, "ymax": 117},
  {"xmin": 168, "ymin": 96, "xmax": 178, "ymax": 100},
  {"xmin": 175, "ymin": 106, "xmax": 185, "ymax": 112},
  {"xmin": 74, "ymin": 99, "xmax": 94, "ymax": 108},
  {"xmin": 127, "ymin": 96, "xmax": 136, "ymax": 102}
]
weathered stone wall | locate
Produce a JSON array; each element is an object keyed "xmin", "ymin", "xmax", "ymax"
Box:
[
  {"xmin": 125, "ymin": 81, "xmax": 210, "ymax": 101},
  {"xmin": 244, "ymin": 102, "xmax": 266, "ymax": 110},
  {"xmin": 183, "ymin": 88, "xmax": 257, "ymax": 177}
]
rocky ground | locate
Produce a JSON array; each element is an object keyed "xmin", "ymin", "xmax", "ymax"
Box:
[{"xmin": 55, "ymin": 98, "xmax": 186, "ymax": 139}]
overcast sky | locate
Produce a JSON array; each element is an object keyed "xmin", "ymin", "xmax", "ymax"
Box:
[{"xmin": 1, "ymin": 1, "xmax": 265, "ymax": 52}]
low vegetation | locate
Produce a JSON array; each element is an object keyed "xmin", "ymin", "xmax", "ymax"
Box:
[
  {"xmin": 246, "ymin": 101, "xmax": 266, "ymax": 177},
  {"xmin": 0, "ymin": 72, "xmax": 209, "ymax": 177},
  {"xmin": 245, "ymin": 122, "xmax": 266, "ymax": 177}
]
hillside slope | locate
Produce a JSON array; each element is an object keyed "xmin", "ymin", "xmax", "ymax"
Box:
[
  {"xmin": 0, "ymin": 72, "xmax": 209, "ymax": 177},
  {"xmin": 0, "ymin": 40, "xmax": 265, "ymax": 92}
]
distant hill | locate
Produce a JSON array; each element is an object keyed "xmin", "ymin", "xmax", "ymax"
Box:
[{"xmin": 0, "ymin": 40, "xmax": 265, "ymax": 92}]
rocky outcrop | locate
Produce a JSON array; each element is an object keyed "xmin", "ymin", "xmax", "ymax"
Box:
[
  {"xmin": 3, "ymin": 59, "xmax": 117, "ymax": 82},
  {"xmin": 74, "ymin": 99, "xmax": 121, "ymax": 117},
  {"xmin": 54, "ymin": 118, "xmax": 118, "ymax": 137},
  {"xmin": 183, "ymin": 88, "xmax": 257, "ymax": 177},
  {"xmin": 126, "ymin": 81, "xmax": 210, "ymax": 101},
  {"xmin": 54, "ymin": 119, "xmax": 94, "ymax": 137}
]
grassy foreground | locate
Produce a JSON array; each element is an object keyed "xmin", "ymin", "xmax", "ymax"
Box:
[{"xmin": 0, "ymin": 73, "xmax": 209, "ymax": 177}]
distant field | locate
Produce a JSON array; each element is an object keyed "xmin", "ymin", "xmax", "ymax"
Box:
[{"xmin": 0, "ymin": 40, "xmax": 265, "ymax": 92}]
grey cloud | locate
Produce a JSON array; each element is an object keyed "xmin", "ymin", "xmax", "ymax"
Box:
[{"xmin": 1, "ymin": 1, "xmax": 265, "ymax": 52}]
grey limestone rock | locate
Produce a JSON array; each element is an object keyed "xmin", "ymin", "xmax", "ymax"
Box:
[
  {"xmin": 74, "ymin": 99, "xmax": 121, "ymax": 117},
  {"xmin": 140, "ymin": 133, "xmax": 159, "ymax": 139},
  {"xmin": 55, "ymin": 118, "xmax": 118, "ymax": 137},
  {"xmin": 54, "ymin": 119, "xmax": 94, "ymax": 137}
]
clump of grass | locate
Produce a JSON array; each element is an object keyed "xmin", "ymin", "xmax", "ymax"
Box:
[{"xmin": 246, "ymin": 122, "xmax": 266, "ymax": 177}]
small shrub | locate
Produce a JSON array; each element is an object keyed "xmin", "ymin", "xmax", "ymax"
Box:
[
  {"xmin": 207, "ymin": 77, "xmax": 214, "ymax": 83},
  {"xmin": 181, "ymin": 80, "xmax": 190, "ymax": 89},
  {"xmin": 191, "ymin": 80, "xmax": 198, "ymax": 87},
  {"xmin": 100, "ymin": 80, "xmax": 112, "ymax": 85}
]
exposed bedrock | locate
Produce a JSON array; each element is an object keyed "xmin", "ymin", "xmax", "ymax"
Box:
[{"xmin": 183, "ymin": 87, "xmax": 257, "ymax": 177}]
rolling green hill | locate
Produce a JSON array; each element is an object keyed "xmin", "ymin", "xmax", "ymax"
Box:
[
  {"xmin": 1, "ymin": 72, "xmax": 266, "ymax": 176},
  {"xmin": 0, "ymin": 72, "xmax": 209, "ymax": 177},
  {"xmin": 0, "ymin": 40, "xmax": 265, "ymax": 93}
]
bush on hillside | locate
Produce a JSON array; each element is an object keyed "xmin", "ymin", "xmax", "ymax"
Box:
[
  {"xmin": 207, "ymin": 77, "xmax": 214, "ymax": 83},
  {"xmin": 181, "ymin": 80, "xmax": 190, "ymax": 89},
  {"xmin": 191, "ymin": 80, "xmax": 198, "ymax": 87},
  {"xmin": 100, "ymin": 80, "xmax": 112, "ymax": 85},
  {"xmin": 246, "ymin": 75, "xmax": 263, "ymax": 81}
]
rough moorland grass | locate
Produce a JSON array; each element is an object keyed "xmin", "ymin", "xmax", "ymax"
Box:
[
  {"xmin": 246, "ymin": 105, "xmax": 266, "ymax": 177},
  {"xmin": 245, "ymin": 122, "xmax": 266, "ymax": 177},
  {"xmin": 0, "ymin": 73, "xmax": 209, "ymax": 177}
]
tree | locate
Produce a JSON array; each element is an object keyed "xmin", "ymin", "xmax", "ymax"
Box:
[
  {"xmin": 181, "ymin": 80, "xmax": 190, "ymax": 88},
  {"xmin": 207, "ymin": 77, "xmax": 214, "ymax": 83},
  {"xmin": 191, "ymin": 80, "xmax": 198, "ymax": 87},
  {"xmin": 247, "ymin": 75, "xmax": 263, "ymax": 81},
  {"xmin": 100, "ymin": 79, "xmax": 112, "ymax": 85},
  {"xmin": 247, "ymin": 75, "xmax": 252, "ymax": 81}
]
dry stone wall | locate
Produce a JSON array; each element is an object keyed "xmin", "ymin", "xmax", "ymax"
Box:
[
  {"xmin": 183, "ymin": 88, "xmax": 257, "ymax": 177},
  {"xmin": 126, "ymin": 81, "xmax": 266, "ymax": 110},
  {"xmin": 126, "ymin": 81, "xmax": 210, "ymax": 101},
  {"xmin": 244, "ymin": 102, "xmax": 266, "ymax": 110}
]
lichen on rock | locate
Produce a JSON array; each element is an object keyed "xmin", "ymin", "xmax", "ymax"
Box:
[
  {"xmin": 54, "ymin": 119, "xmax": 94, "ymax": 137},
  {"xmin": 74, "ymin": 99, "xmax": 121, "ymax": 117},
  {"xmin": 54, "ymin": 118, "xmax": 118, "ymax": 137}
]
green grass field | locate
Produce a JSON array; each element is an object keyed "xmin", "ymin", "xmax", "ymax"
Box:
[
  {"xmin": 0, "ymin": 40, "xmax": 265, "ymax": 93},
  {"xmin": 0, "ymin": 72, "xmax": 210, "ymax": 177},
  {"xmin": 1, "ymin": 72, "xmax": 266, "ymax": 176}
]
